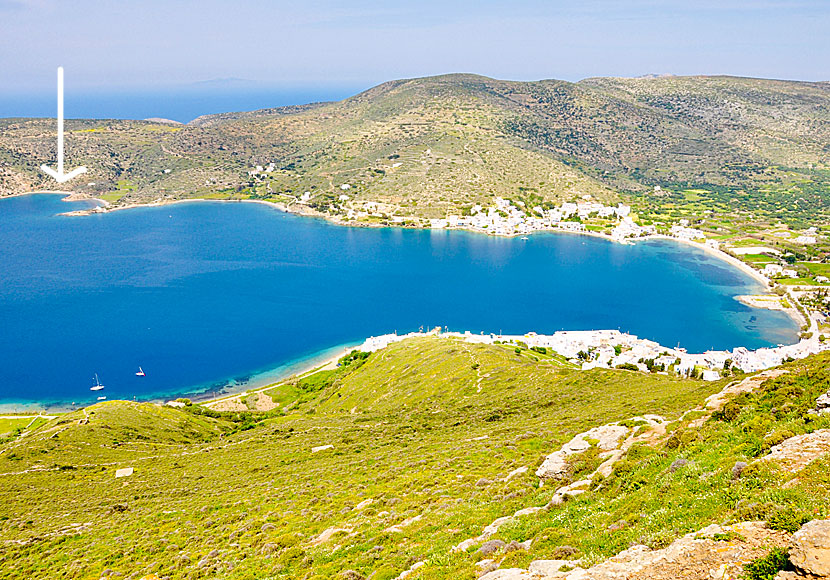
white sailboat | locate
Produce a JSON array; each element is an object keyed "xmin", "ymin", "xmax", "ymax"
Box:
[
  {"xmin": 136, "ymin": 367, "xmax": 146, "ymax": 377},
  {"xmin": 90, "ymin": 373, "xmax": 105, "ymax": 391}
]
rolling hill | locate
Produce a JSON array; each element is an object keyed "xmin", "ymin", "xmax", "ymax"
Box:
[
  {"xmin": 1, "ymin": 337, "xmax": 829, "ymax": 579},
  {"xmin": 1, "ymin": 74, "xmax": 828, "ymax": 226}
]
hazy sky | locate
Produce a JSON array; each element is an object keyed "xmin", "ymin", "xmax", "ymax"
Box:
[{"xmin": 1, "ymin": 0, "xmax": 828, "ymax": 92}]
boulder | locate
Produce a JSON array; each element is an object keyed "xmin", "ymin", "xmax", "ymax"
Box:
[
  {"xmin": 476, "ymin": 559, "xmax": 499, "ymax": 577},
  {"xmin": 762, "ymin": 430, "xmax": 830, "ymax": 472},
  {"xmin": 536, "ymin": 424, "xmax": 629, "ymax": 480},
  {"xmin": 478, "ymin": 539, "xmax": 506, "ymax": 557},
  {"xmin": 669, "ymin": 458, "xmax": 688, "ymax": 473},
  {"xmin": 789, "ymin": 519, "xmax": 830, "ymax": 577},
  {"xmin": 528, "ymin": 560, "xmax": 574, "ymax": 575},
  {"xmin": 816, "ymin": 392, "xmax": 830, "ymax": 414}
]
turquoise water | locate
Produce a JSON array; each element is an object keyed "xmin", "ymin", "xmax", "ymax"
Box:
[{"xmin": 0, "ymin": 194, "xmax": 798, "ymax": 407}]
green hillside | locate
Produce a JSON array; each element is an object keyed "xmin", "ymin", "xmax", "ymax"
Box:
[
  {"xmin": 1, "ymin": 74, "xmax": 828, "ymax": 229},
  {"xmin": 1, "ymin": 337, "xmax": 828, "ymax": 579}
]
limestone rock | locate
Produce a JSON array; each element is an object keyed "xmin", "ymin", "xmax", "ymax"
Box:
[
  {"xmin": 536, "ymin": 425, "xmax": 629, "ymax": 480},
  {"xmin": 761, "ymin": 429, "xmax": 830, "ymax": 472},
  {"xmin": 504, "ymin": 466, "xmax": 528, "ymax": 481},
  {"xmin": 476, "ymin": 559, "xmax": 499, "ymax": 577},
  {"xmin": 790, "ymin": 519, "xmax": 830, "ymax": 577},
  {"xmin": 478, "ymin": 539, "xmax": 506, "ymax": 557},
  {"xmin": 816, "ymin": 392, "xmax": 830, "ymax": 414},
  {"xmin": 528, "ymin": 559, "xmax": 576, "ymax": 575},
  {"xmin": 479, "ymin": 569, "xmax": 531, "ymax": 580}
]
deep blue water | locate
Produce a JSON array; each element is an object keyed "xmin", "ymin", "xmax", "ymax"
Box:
[
  {"xmin": 0, "ymin": 87, "xmax": 358, "ymax": 123},
  {"xmin": 0, "ymin": 194, "xmax": 798, "ymax": 407}
]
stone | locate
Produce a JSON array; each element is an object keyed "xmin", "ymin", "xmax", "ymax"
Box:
[
  {"xmin": 479, "ymin": 569, "xmax": 531, "ymax": 580},
  {"xmin": 311, "ymin": 444, "xmax": 334, "ymax": 453},
  {"xmin": 476, "ymin": 559, "xmax": 499, "ymax": 577},
  {"xmin": 503, "ymin": 466, "xmax": 528, "ymax": 481},
  {"xmin": 452, "ymin": 538, "xmax": 478, "ymax": 553},
  {"xmin": 478, "ymin": 539, "xmax": 506, "ymax": 557},
  {"xmin": 551, "ymin": 545, "xmax": 580, "ymax": 559},
  {"xmin": 513, "ymin": 506, "xmax": 542, "ymax": 518},
  {"xmin": 670, "ymin": 458, "xmax": 688, "ymax": 473},
  {"xmin": 354, "ymin": 498, "xmax": 373, "ymax": 510},
  {"xmin": 536, "ymin": 424, "xmax": 629, "ymax": 480},
  {"xmin": 482, "ymin": 516, "xmax": 514, "ymax": 538},
  {"xmin": 260, "ymin": 543, "xmax": 278, "ymax": 554},
  {"xmin": 476, "ymin": 478, "xmax": 492, "ymax": 487},
  {"xmin": 115, "ymin": 467, "xmax": 134, "ymax": 478},
  {"xmin": 732, "ymin": 461, "xmax": 748, "ymax": 479},
  {"xmin": 815, "ymin": 392, "xmax": 830, "ymax": 414},
  {"xmin": 761, "ymin": 430, "xmax": 830, "ymax": 472},
  {"xmin": 528, "ymin": 560, "xmax": 574, "ymax": 575},
  {"xmin": 789, "ymin": 519, "xmax": 830, "ymax": 577},
  {"xmin": 260, "ymin": 523, "xmax": 275, "ymax": 532},
  {"xmin": 338, "ymin": 571, "xmax": 365, "ymax": 580}
]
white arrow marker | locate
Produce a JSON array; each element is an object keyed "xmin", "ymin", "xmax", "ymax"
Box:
[{"xmin": 41, "ymin": 67, "xmax": 87, "ymax": 184}]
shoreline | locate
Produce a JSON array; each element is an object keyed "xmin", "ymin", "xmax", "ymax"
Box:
[
  {"xmin": 28, "ymin": 189, "xmax": 780, "ymax": 298},
  {"xmin": 0, "ymin": 191, "xmax": 804, "ymax": 412},
  {"xmin": 11, "ymin": 190, "xmax": 771, "ymax": 283},
  {"xmin": 0, "ymin": 341, "xmax": 360, "ymax": 415}
]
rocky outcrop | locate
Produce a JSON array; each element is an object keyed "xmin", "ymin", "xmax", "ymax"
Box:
[
  {"xmin": 760, "ymin": 429, "xmax": 830, "ymax": 473},
  {"xmin": 789, "ymin": 519, "xmax": 830, "ymax": 577},
  {"xmin": 535, "ymin": 424, "xmax": 629, "ymax": 481},
  {"xmin": 481, "ymin": 521, "xmax": 790, "ymax": 580},
  {"xmin": 814, "ymin": 392, "xmax": 830, "ymax": 415},
  {"xmin": 455, "ymin": 415, "xmax": 665, "ymax": 555}
]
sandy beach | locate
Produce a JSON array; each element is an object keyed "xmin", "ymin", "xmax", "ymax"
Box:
[{"xmin": 200, "ymin": 347, "xmax": 345, "ymax": 412}]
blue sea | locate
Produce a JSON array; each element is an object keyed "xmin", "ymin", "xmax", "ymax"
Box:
[
  {"xmin": 0, "ymin": 86, "xmax": 358, "ymax": 123},
  {"xmin": 0, "ymin": 194, "xmax": 799, "ymax": 408}
]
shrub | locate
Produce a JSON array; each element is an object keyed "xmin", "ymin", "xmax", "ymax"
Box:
[
  {"xmin": 763, "ymin": 429, "xmax": 795, "ymax": 449},
  {"xmin": 742, "ymin": 547, "xmax": 792, "ymax": 580},
  {"xmin": 767, "ymin": 506, "xmax": 810, "ymax": 533}
]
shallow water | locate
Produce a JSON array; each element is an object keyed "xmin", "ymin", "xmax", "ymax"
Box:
[{"xmin": 0, "ymin": 194, "xmax": 798, "ymax": 407}]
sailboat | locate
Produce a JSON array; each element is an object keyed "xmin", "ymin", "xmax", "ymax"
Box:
[
  {"xmin": 90, "ymin": 374, "xmax": 105, "ymax": 391},
  {"xmin": 135, "ymin": 367, "xmax": 146, "ymax": 377}
]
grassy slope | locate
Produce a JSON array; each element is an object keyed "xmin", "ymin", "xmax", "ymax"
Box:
[
  {"xmin": 0, "ymin": 337, "xmax": 718, "ymax": 579},
  {"xmin": 1, "ymin": 339, "xmax": 828, "ymax": 579}
]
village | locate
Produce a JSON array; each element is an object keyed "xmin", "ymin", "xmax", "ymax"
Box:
[
  {"xmin": 357, "ymin": 326, "xmax": 830, "ymax": 381},
  {"xmin": 427, "ymin": 197, "xmax": 660, "ymax": 242}
]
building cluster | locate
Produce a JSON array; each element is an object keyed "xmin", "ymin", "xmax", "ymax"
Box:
[
  {"xmin": 763, "ymin": 263, "xmax": 800, "ymax": 279},
  {"xmin": 424, "ymin": 198, "xmax": 656, "ymax": 239},
  {"xmin": 357, "ymin": 327, "xmax": 828, "ymax": 381},
  {"xmin": 670, "ymin": 223, "xmax": 707, "ymax": 241}
]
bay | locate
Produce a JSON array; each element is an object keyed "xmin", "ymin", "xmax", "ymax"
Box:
[{"xmin": 0, "ymin": 194, "xmax": 799, "ymax": 407}]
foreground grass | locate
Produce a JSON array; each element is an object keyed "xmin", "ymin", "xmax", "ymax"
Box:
[{"xmin": 0, "ymin": 339, "xmax": 827, "ymax": 579}]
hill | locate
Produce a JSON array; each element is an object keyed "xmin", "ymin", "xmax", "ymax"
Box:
[
  {"xmin": 1, "ymin": 336, "xmax": 829, "ymax": 579},
  {"xmin": 1, "ymin": 74, "xmax": 828, "ymax": 229}
]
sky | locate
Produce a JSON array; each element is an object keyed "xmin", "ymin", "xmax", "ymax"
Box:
[{"xmin": 0, "ymin": 0, "xmax": 828, "ymax": 94}]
